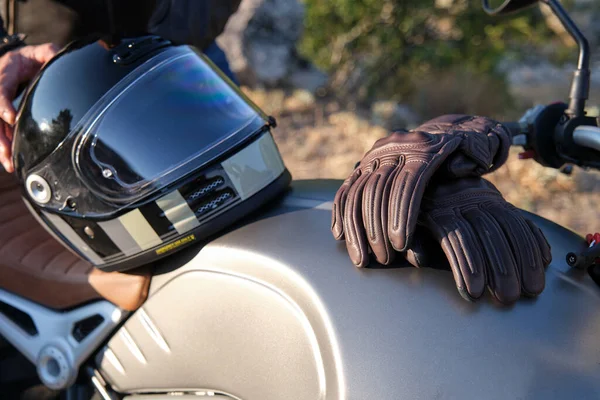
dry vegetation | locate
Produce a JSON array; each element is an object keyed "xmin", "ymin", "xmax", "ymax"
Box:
[{"xmin": 243, "ymin": 87, "xmax": 600, "ymax": 236}]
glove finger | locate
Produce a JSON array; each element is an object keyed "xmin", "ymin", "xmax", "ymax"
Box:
[
  {"xmin": 362, "ymin": 164, "xmax": 398, "ymax": 265},
  {"xmin": 525, "ymin": 218, "xmax": 553, "ymax": 267},
  {"xmin": 446, "ymin": 117, "xmax": 509, "ymax": 177},
  {"xmin": 387, "ymin": 136, "xmax": 462, "ymax": 251},
  {"xmin": 388, "ymin": 159, "xmax": 434, "ymax": 252},
  {"xmin": 332, "ymin": 168, "xmax": 361, "ymax": 240},
  {"xmin": 487, "ymin": 205, "xmax": 545, "ymax": 297},
  {"xmin": 405, "ymin": 227, "xmax": 432, "ymax": 268},
  {"xmin": 405, "ymin": 226, "xmax": 453, "ymax": 271},
  {"xmin": 343, "ymin": 171, "xmax": 372, "ymax": 267},
  {"xmin": 463, "ymin": 206, "xmax": 521, "ymax": 305},
  {"xmin": 415, "ymin": 114, "xmax": 472, "ymax": 132},
  {"xmin": 452, "ymin": 135, "xmax": 498, "ymax": 177},
  {"xmin": 489, "ymin": 123, "xmax": 511, "ymax": 171},
  {"xmin": 424, "ymin": 211, "xmax": 487, "ymax": 301}
]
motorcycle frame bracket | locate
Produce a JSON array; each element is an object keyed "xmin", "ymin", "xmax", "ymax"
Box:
[{"xmin": 0, "ymin": 288, "xmax": 126, "ymax": 390}]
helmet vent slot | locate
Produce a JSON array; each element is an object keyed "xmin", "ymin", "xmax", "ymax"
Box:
[
  {"xmin": 193, "ymin": 189, "xmax": 235, "ymax": 218},
  {"xmin": 185, "ymin": 177, "xmax": 225, "ymax": 204}
]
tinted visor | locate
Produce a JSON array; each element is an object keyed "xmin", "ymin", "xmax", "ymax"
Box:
[{"xmin": 76, "ymin": 46, "xmax": 267, "ymax": 204}]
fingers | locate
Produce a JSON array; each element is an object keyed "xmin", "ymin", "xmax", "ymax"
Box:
[
  {"xmin": 342, "ymin": 171, "xmax": 372, "ymax": 267},
  {"xmin": 427, "ymin": 211, "xmax": 487, "ymax": 301},
  {"xmin": 0, "ymin": 122, "xmax": 13, "ymax": 172},
  {"xmin": 444, "ymin": 117, "xmax": 511, "ymax": 177},
  {"xmin": 484, "ymin": 131, "xmax": 500, "ymax": 169},
  {"xmin": 405, "ymin": 227, "xmax": 448, "ymax": 269},
  {"xmin": 4, "ymin": 122, "xmax": 13, "ymax": 141},
  {"xmin": 387, "ymin": 158, "xmax": 436, "ymax": 252},
  {"xmin": 332, "ymin": 168, "xmax": 361, "ymax": 240},
  {"xmin": 417, "ymin": 114, "xmax": 471, "ymax": 130},
  {"xmin": 14, "ymin": 43, "xmax": 59, "ymax": 87},
  {"xmin": 387, "ymin": 159, "xmax": 413, "ymax": 252},
  {"xmin": 489, "ymin": 123, "xmax": 511, "ymax": 170},
  {"xmin": 0, "ymin": 43, "xmax": 58, "ymax": 125},
  {"xmin": 0, "ymin": 53, "xmax": 21, "ymax": 125},
  {"xmin": 525, "ymin": 219, "xmax": 552, "ymax": 267},
  {"xmin": 18, "ymin": 42, "xmax": 59, "ymax": 66},
  {"xmin": 455, "ymin": 128, "xmax": 496, "ymax": 175},
  {"xmin": 487, "ymin": 205, "xmax": 546, "ymax": 297},
  {"xmin": 361, "ymin": 164, "xmax": 397, "ymax": 265},
  {"xmin": 463, "ymin": 206, "xmax": 521, "ymax": 305},
  {"xmin": 386, "ymin": 135, "xmax": 462, "ymax": 251}
]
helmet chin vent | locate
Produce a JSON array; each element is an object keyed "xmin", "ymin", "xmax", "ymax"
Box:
[
  {"xmin": 26, "ymin": 174, "xmax": 52, "ymax": 204},
  {"xmin": 193, "ymin": 189, "xmax": 235, "ymax": 218},
  {"xmin": 180, "ymin": 175, "xmax": 236, "ymax": 218}
]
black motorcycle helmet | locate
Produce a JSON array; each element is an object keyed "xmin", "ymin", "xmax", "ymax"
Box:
[{"xmin": 12, "ymin": 34, "xmax": 291, "ymax": 272}]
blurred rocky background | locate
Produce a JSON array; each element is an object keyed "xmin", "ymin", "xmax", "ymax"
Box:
[{"xmin": 216, "ymin": 0, "xmax": 600, "ymax": 235}]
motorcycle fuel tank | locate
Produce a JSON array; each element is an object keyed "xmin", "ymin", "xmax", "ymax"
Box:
[{"xmin": 95, "ymin": 179, "xmax": 600, "ymax": 399}]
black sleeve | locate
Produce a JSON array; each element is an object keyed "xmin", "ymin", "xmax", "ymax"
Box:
[
  {"xmin": 0, "ymin": 14, "xmax": 8, "ymax": 37},
  {"xmin": 0, "ymin": 13, "xmax": 26, "ymax": 58},
  {"xmin": 149, "ymin": 0, "xmax": 241, "ymax": 50}
]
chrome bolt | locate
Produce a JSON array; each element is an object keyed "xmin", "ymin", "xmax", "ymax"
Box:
[
  {"xmin": 84, "ymin": 226, "xmax": 95, "ymax": 239},
  {"xmin": 26, "ymin": 174, "xmax": 52, "ymax": 204}
]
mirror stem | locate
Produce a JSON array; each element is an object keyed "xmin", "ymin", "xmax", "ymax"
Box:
[{"xmin": 543, "ymin": 0, "xmax": 590, "ymax": 118}]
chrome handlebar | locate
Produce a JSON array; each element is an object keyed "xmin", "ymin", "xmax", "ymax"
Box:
[{"xmin": 572, "ymin": 126, "xmax": 600, "ymax": 152}]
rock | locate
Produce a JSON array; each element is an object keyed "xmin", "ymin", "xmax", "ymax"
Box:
[
  {"xmin": 217, "ymin": 0, "xmax": 328, "ymax": 92},
  {"xmin": 246, "ymin": 42, "xmax": 291, "ymax": 85},
  {"xmin": 370, "ymin": 101, "xmax": 419, "ymax": 130},
  {"xmin": 283, "ymin": 89, "xmax": 316, "ymax": 113},
  {"xmin": 287, "ymin": 60, "xmax": 329, "ymax": 93}
]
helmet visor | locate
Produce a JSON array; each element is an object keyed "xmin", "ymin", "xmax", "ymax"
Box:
[{"xmin": 75, "ymin": 46, "xmax": 267, "ymax": 204}]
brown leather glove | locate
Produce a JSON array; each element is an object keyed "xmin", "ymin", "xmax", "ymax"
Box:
[
  {"xmin": 331, "ymin": 115, "xmax": 511, "ymax": 267},
  {"xmin": 406, "ymin": 177, "xmax": 552, "ymax": 305}
]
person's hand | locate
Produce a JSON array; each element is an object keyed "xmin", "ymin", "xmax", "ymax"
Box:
[
  {"xmin": 331, "ymin": 115, "xmax": 511, "ymax": 267},
  {"xmin": 406, "ymin": 177, "xmax": 551, "ymax": 305},
  {"xmin": 0, "ymin": 43, "xmax": 58, "ymax": 172}
]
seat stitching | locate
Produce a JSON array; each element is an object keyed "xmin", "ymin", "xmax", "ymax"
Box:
[
  {"xmin": 18, "ymin": 238, "xmax": 56, "ymax": 263},
  {"xmin": 0, "ymin": 229, "xmax": 44, "ymax": 253},
  {"xmin": 0, "ymin": 203, "xmax": 21, "ymax": 213},
  {"xmin": 40, "ymin": 250, "xmax": 70, "ymax": 272},
  {"xmin": 63, "ymin": 257, "xmax": 84, "ymax": 275},
  {"xmin": 0, "ymin": 213, "xmax": 30, "ymax": 228}
]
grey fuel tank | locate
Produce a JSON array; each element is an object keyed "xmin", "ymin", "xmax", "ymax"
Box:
[{"xmin": 95, "ymin": 179, "xmax": 600, "ymax": 400}]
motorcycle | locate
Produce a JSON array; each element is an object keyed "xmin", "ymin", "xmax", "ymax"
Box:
[{"xmin": 2, "ymin": 0, "xmax": 600, "ymax": 398}]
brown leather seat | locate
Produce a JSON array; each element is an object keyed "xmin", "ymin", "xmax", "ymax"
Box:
[{"xmin": 0, "ymin": 172, "xmax": 151, "ymax": 311}]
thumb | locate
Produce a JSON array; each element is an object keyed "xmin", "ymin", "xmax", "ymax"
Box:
[
  {"xmin": 404, "ymin": 227, "xmax": 450, "ymax": 270},
  {"xmin": 16, "ymin": 42, "xmax": 60, "ymax": 82}
]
